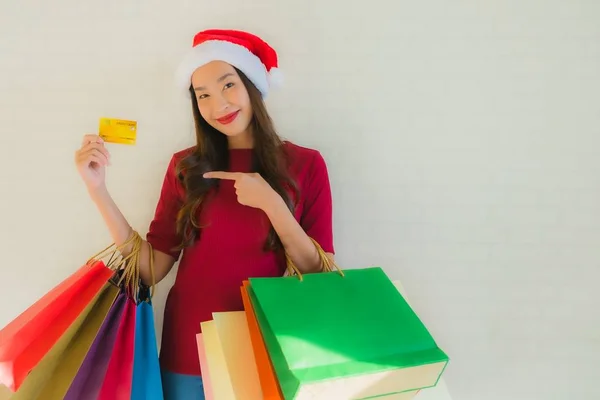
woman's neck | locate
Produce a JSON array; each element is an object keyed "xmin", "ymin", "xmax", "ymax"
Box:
[{"xmin": 227, "ymin": 130, "xmax": 254, "ymax": 149}]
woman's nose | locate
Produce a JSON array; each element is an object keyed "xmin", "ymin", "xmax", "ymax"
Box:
[{"xmin": 212, "ymin": 94, "xmax": 230, "ymax": 111}]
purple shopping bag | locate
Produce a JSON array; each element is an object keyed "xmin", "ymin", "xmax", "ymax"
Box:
[{"xmin": 63, "ymin": 292, "xmax": 127, "ymax": 400}]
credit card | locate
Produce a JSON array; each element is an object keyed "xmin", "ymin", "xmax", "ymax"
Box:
[{"xmin": 98, "ymin": 117, "xmax": 137, "ymax": 145}]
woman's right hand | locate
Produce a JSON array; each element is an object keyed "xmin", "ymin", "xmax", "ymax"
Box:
[{"xmin": 75, "ymin": 134, "xmax": 111, "ymax": 192}]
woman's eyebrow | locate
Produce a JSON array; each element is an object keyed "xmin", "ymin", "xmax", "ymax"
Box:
[{"xmin": 194, "ymin": 73, "xmax": 235, "ymax": 91}]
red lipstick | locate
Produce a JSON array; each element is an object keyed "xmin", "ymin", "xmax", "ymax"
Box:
[{"xmin": 216, "ymin": 111, "xmax": 240, "ymax": 125}]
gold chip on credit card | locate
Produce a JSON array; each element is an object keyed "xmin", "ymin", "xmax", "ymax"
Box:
[{"xmin": 99, "ymin": 117, "xmax": 137, "ymax": 145}]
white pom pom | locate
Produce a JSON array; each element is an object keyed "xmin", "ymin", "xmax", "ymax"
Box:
[{"xmin": 268, "ymin": 67, "xmax": 284, "ymax": 89}]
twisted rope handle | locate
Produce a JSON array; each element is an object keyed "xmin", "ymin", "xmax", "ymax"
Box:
[
  {"xmin": 86, "ymin": 230, "xmax": 156, "ymax": 302},
  {"xmin": 285, "ymin": 237, "xmax": 344, "ymax": 281},
  {"xmin": 119, "ymin": 231, "xmax": 157, "ymax": 302},
  {"xmin": 146, "ymin": 240, "xmax": 156, "ymax": 300},
  {"xmin": 85, "ymin": 230, "xmax": 139, "ymax": 270}
]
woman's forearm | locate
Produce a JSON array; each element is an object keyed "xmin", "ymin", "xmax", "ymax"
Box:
[
  {"xmin": 88, "ymin": 186, "xmax": 174, "ymax": 284},
  {"xmin": 264, "ymin": 197, "xmax": 322, "ymax": 274}
]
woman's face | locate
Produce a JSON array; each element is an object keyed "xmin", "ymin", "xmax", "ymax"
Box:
[{"xmin": 191, "ymin": 61, "xmax": 253, "ymax": 141}]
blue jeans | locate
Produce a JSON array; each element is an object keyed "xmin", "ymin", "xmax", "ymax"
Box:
[{"xmin": 161, "ymin": 368, "xmax": 204, "ymax": 400}]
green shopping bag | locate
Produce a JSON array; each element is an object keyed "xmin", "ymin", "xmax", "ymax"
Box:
[{"xmin": 247, "ymin": 242, "xmax": 449, "ymax": 400}]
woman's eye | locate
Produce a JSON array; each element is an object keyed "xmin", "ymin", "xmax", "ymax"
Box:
[
  {"xmin": 224, "ymin": 82, "xmax": 234, "ymax": 89},
  {"xmin": 198, "ymin": 94, "xmax": 208, "ymax": 100}
]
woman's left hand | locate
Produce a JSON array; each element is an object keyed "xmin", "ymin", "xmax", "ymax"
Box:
[{"xmin": 203, "ymin": 171, "xmax": 282, "ymax": 211}]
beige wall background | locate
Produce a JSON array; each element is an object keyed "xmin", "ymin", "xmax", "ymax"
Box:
[{"xmin": 1, "ymin": 1, "xmax": 599, "ymax": 399}]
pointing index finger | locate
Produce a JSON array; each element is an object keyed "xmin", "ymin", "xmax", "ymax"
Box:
[{"xmin": 203, "ymin": 171, "xmax": 242, "ymax": 180}]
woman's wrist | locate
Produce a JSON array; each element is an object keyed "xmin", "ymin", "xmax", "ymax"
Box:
[
  {"xmin": 263, "ymin": 192, "xmax": 287, "ymax": 217},
  {"xmin": 87, "ymin": 184, "xmax": 110, "ymax": 203}
]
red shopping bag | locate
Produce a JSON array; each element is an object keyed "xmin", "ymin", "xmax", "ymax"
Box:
[
  {"xmin": 98, "ymin": 294, "xmax": 136, "ymax": 400},
  {"xmin": 0, "ymin": 260, "xmax": 113, "ymax": 391}
]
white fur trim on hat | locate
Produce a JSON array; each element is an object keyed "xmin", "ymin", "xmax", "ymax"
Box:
[
  {"xmin": 267, "ymin": 67, "xmax": 283, "ymax": 89},
  {"xmin": 175, "ymin": 40, "xmax": 270, "ymax": 97}
]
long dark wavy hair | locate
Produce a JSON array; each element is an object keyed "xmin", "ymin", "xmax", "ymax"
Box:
[{"xmin": 173, "ymin": 67, "xmax": 299, "ymax": 253}]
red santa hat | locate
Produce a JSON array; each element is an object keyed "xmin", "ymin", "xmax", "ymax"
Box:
[{"xmin": 175, "ymin": 29, "xmax": 283, "ymax": 97}]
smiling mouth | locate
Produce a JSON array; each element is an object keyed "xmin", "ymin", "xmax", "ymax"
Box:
[{"xmin": 216, "ymin": 111, "xmax": 240, "ymax": 125}]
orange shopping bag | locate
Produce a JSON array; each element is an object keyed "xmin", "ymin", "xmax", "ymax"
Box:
[{"xmin": 241, "ymin": 281, "xmax": 283, "ymax": 400}]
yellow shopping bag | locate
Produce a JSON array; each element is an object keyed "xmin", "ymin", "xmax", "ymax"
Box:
[
  {"xmin": 196, "ymin": 334, "xmax": 214, "ymax": 400},
  {"xmin": 199, "ymin": 312, "xmax": 263, "ymax": 400}
]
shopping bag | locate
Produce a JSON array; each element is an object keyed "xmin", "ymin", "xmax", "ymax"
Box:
[
  {"xmin": 391, "ymin": 280, "xmax": 453, "ymax": 400},
  {"xmin": 196, "ymin": 333, "xmax": 215, "ymax": 400},
  {"xmin": 199, "ymin": 319, "xmax": 237, "ymax": 399},
  {"xmin": 131, "ymin": 285, "xmax": 164, "ymax": 400},
  {"xmin": 63, "ymin": 291, "xmax": 128, "ymax": 400},
  {"xmin": 98, "ymin": 292, "xmax": 136, "ymax": 400},
  {"xmin": 0, "ymin": 384, "xmax": 11, "ymax": 400},
  {"xmin": 326, "ymin": 280, "xmax": 454, "ymax": 400},
  {"xmin": 241, "ymin": 281, "xmax": 283, "ymax": 400},
  {"xmin": 243, "ymin": 279, "xmax": 424, "ymax": 400},
  {"xmin": 98, "ymin": 234, "xmax": 159, "ymax": 400},
  {"xmin": 0, "ymin": 260, "xmax": 113, "ymax": 391},
  {"xmin": 413, "ymin": 377, "xmax": 453, "ymax": 400},
  {"xmin": 371, "ymin": 392, "xmax": 420, "ymax": 400},
  {"xmin": 212, "ymin": 311, "xmax": 263, "ymax": 399},
  {"xmin": 334, "ymin": 280, "xmax": 444, "ymax": 400},
  {"xmin": 12, "ymin": 281, "xmax": 120, "ymax": 400},
  {"xmin": 247, "ymin": 242, "xmax": 449, "ymax": 400}
]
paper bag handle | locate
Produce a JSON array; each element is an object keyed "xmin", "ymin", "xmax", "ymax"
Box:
[
  {"xmin": 285, "ymin": 237, "xmax": 344, "ymax": 281},
  {"xmin": 86, "ymin": 229, "xmax": 156, "ymax": 301}
]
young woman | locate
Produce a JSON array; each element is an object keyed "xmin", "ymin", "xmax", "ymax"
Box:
[{"xmin": 74, "ymin": 29, "xmax": 334, "ymax": 399}]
